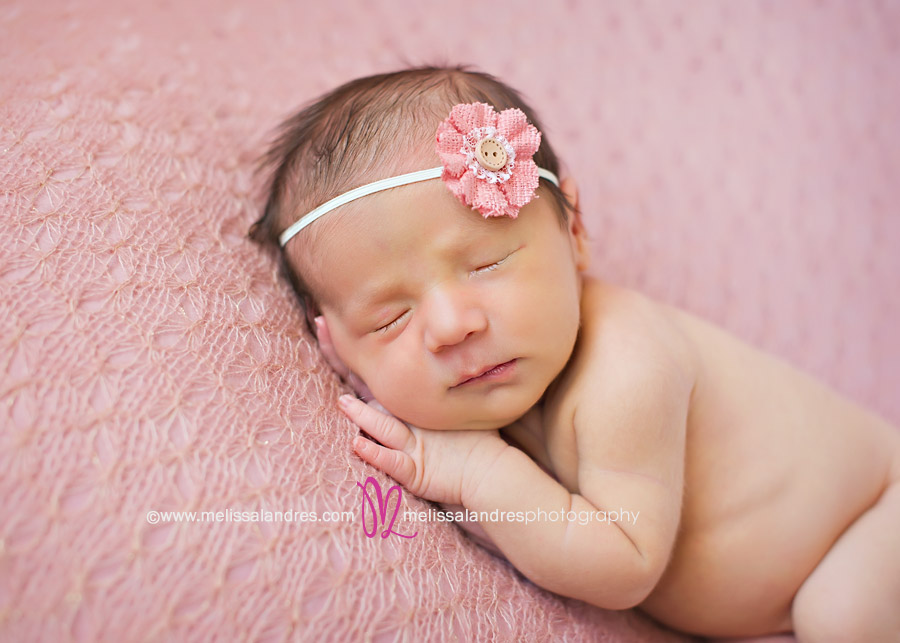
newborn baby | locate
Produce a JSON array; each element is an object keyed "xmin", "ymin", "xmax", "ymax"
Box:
[{"xmin": 249, "ymin": 65, "xmax": 900, "ymax": 641}]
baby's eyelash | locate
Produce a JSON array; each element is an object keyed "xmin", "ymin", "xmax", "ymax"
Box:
[
  {"xmin": 471, "ymin": 252, "xmax": 512, "ymax": 276},
  {"xmin": 376, "ymin": 310, "xmax": 409, "ymax": 334}
]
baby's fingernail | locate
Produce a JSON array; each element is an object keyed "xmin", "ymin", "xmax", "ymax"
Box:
[
  {"xmin": 338, "ymin": 394, "xmax": 353, "ymax": 410},
  {"xmin": 314, "ymin": 316, "xmax": 324, "ymax": 332}
]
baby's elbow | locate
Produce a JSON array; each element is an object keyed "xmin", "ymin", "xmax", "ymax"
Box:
[
  {"xmin": 614, "ymin": 576, "xmax": 660, "ymax": 610},
  {"xmin": 592, "ymin": 537, "xmax": 673, "ymax": 609},
  {"xmin": 535, "ymin": 547, "xmax": 664, "ymax": 611},
  {"xmin": 595, "ymin": 557, "xmax": 662, "ymax": 610},
  {"xmin": 624, "ymin": 541, "xmax": 673, "ymax": 606},
  {"xmin": 602, "ymin": 521, "xmax": 676, "ymax": 609}
]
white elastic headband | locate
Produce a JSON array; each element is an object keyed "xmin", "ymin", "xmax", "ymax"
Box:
[{"xmin": 278, "ymin": 166, "xmax": 559, "ymax": 247}]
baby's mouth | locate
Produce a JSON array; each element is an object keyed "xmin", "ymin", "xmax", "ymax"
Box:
[{"xmin": 451, "ymin": 359, "xmax": 518, "ymax": 388}]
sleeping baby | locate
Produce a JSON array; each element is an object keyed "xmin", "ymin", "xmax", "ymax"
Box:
[{"xmin": 248, "ymin": 65, "xmax": 900, "ymax": 641}]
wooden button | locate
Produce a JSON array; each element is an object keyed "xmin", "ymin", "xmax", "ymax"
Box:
[{"xmin": 475, "ymin": 137, "xmax": 508, "ymax": 171}]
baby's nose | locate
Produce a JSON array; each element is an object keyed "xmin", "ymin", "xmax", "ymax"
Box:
[{"xmin": 422, "ymin": 286, "xmax": 488, "ymax": 352}]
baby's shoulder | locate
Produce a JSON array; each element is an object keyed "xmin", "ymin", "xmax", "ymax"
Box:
[
  {"xmin": 577, "ymin": 277, "xmax": 698, "ymax": 381},
  {"xmin": 542, "ymin": 277, "xmax": 698, "ymax": 441}
]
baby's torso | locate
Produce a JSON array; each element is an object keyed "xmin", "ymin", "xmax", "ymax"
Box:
[{"xmin": 508, "ymin": 277, "xmax": 900, "ymax": 637}]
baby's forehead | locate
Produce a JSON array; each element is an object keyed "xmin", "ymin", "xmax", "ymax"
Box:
[
  {"xmin": 305, "ymin": 182, "xmax": 521, "ymax": 310},
  {"xmin": 321, "ymin": 177, "xmax": 504, "ymax": 242}
]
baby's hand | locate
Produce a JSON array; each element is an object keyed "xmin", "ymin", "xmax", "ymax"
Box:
[
  {"xmin": 315, "ymin": 313, "xmax": 504, "ymax": 504},
  {"xmin": 338, "ymin": 395, "xmax": 507, "ymax": 507}
]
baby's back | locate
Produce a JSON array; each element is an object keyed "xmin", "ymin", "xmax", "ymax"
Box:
[{"xmin": 637, "ymin": 293, "xmax": 900, "ymax": 636}]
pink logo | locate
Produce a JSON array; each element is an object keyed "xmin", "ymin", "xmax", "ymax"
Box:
[{"xmin": 356, "ymin": 476, "xmax": 417, "ymax": 539}]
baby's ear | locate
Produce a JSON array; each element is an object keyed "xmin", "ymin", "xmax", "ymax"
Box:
[
  {"xmin": 314, "ymin": 315, "xmax": 375, "ymax": 401},
  {"xmin": 560, "ymin": 177, "xmax": 590, "ymax": 272},
  {"xmin": 560, "ymin": 176, "xmax": 579, "ymax": 212},
  {"xmin": 314, "ymin": 316, "xmax": 348, "ymax": 375}
]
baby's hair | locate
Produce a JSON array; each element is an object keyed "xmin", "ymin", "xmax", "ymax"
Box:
[{"xmin": 249, "ymin": 64, "xmax": 575, "ymax": 332}]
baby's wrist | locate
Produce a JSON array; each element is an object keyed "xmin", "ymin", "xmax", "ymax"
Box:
[{"xmin": 460, "ymin": 437, "xmax": 511, "ymax": 508}]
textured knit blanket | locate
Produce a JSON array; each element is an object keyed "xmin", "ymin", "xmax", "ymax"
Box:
[{"xmin": 2, "ymin": 1, "xmax": 898, "ymax": 640}]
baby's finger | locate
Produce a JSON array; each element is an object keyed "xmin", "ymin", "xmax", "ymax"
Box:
[
  {"xmin": 339, "ymin": 395, "xmax": 411, "ymax": 452},
  {"xmin": 352, "ymin": 437, "xmax": 417, "ymax": 488},
  {"xmin": 367, "ymin": 399, "xmax": 391, "ymax": 415}
]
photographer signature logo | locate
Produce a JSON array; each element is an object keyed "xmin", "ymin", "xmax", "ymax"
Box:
[{"xmin": 356, "ymin": 476, "xmax": 417, "ymax": 539}]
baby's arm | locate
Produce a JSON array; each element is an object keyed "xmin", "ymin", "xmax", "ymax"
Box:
[
  {"xmin": 462, "ymin": 343, "xmax": 692, "ymax": 609},
  {"xmin": 329, "ymin": 289, "xmax": 693, "ymax": 608},
  {"xmin": 342, "ymin": 339, "xmax": 691, "ymax": 610}
]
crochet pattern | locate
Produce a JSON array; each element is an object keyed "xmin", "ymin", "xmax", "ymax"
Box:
[{"xmin": 2, "ymin": 0, "xmax": 898, "ymax": 641}]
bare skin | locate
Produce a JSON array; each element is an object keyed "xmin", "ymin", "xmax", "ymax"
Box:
[
  {"xmin": 327, "ymin": 277, "xmax": 900, "ymax": 640},
  {"xmin": 539, "ymin": 279, "xmax": 900, "ymax": 639},
  {"xmin": 304, "ymin": 177, "xmax": 900, "ymax": 640}
]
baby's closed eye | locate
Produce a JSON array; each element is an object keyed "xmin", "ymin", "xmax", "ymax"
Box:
[
  {"xmin": 371, "ymin": 248, "xmax": 520, "ymax": 334},
  {"xmin": 376, "ymin": 310, "xmax": 410, "ymax": 334},
  {"xmin": 470, "ymin": 251, "xmax": 512, "ymax": 276}
]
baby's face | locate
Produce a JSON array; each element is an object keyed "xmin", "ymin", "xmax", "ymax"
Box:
[{"xmin": 303, "ymin": 178, "xmax": 587, "ymax": 431}]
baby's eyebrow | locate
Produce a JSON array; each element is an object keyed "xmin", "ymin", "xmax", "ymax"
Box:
[
  {"xmin": 341, "ymin": 256, "xmax": 468, "ymax": 322},
  {"xmin": 339, "ymin": 223, "xmax": 511, "ymax": 322},
  {"xmin": 343, "ymin": 280, "xmax": 405, "ymax": 320}
]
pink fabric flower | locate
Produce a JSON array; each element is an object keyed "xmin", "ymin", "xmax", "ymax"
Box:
[{"xmin": 435, "ymin": 102, "xmax": 542, "ymax": 218}]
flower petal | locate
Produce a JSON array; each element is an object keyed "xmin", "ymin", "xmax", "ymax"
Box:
[
  {"xmin": 501, "ymin": 159, "xmax": 540, "ymax": 208},
  {"xmin": 435, "ymin": 126, "xmax": 463, "ymax": 155},
  {"xmin": 473, "ymin": 178, "xmax": 509, "ymax": 217},
  {"xmin": 456, "ymin": 170, "xmax": 478, "ymax": 207},
  {"xmin": 436, "ymin": 131, "xmax": 467, "ymax": 175},
  {"xmin": 436, "ymin": 102, "xmax": 545, "ymax": 219},
  {"xmin": 442, "ymin": 172, "xmax": 462, "ymax": 199},
  {"xmin": 496, "ymin": 108, "xmax": 529, "ymax": 141},
  {"xmin": 450, "ymin": 102, "xmax": 496, "ymax": 134},
  {"xmin": 507, "ymin": 124, "xmax": 541, "ymax": 158},
  {"xmin": 442, "ymin": 155, "xmax": 468, "ymax": 177}
]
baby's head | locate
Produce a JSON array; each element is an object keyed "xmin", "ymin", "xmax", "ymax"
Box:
[{"xmin": 250, "ymin": 65, "xmax": 589, "ymax": 430}]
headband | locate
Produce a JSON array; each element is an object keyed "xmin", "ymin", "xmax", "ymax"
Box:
[{"xmin": 279, "ymin": 102, "xmax": 559, "ymax": 248}]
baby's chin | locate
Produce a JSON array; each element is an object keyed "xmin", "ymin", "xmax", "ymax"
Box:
[
  {"xmin": 370, "ymin": 372, "xmax": 548, "ymax": 431},
  {"xmin": 389, "ymin": 399, "xmax": 535, "ymax": 433}
]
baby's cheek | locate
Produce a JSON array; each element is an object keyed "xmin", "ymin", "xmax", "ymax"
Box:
[
  {"xmin": 368, "ymin": 369, "xmax": 410, "ymax": 407},
  {"xmin": 371, "ymin": 372, "xmax": 437, "ymax": 425}
]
